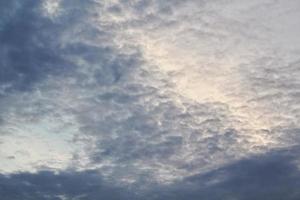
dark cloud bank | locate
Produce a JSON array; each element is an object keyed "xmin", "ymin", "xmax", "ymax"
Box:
[{"xmin": 1, "ymin": 146, "xmax": 300, "ymax": 200}]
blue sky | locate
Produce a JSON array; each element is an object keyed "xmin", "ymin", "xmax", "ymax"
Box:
[{"xmin": 1, "ymin": 0, "xmax": 300, "ymax": 199}]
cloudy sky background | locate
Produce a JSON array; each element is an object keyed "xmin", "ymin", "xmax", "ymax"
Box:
[{"xmin": 1, "ymin": 0, "xmax": 300, "ymax": 199}]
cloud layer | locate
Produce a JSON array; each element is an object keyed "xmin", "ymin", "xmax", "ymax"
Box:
[{"xmin": 1, "ymin": 0, "xmax": 300, "ymax": 199}]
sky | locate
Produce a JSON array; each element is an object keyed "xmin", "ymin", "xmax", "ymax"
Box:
[{"xmin": 0, "ymin": 0, "xmax": 300, "ymax": 199}]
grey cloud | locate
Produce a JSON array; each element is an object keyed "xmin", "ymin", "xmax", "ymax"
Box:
[
  {"xmin": 1, "ymin": 0, "xmax": 300, "ymax": 199},
  {"xmin": 75, "ymin": 84, "xmax": 263, "ymax": 184},
  {"xmin": 65, "ymin": 0, "xmax": 300, "ymax": 189},
  {"xmin": 0, "ymin": 0, "xmax": 150, "ymax": 176},
  {"xmin": 1, "ymin": 146, "xmax": 300, "ymax": 200},
  {"xmin": 238, "ymin": 57, "xmax": 300, "ymax": 142},
  {"xmin": 0, "ymin": 170, "xmax": 136, "ymax": 200},
  {"xmin": 0, "ymin": 0, "xmax": 106, "ymax": 94},
  {"xmin": 64, "ymin": 43, "xmax": 142, "ymax": 86},
  {"xmin": 135, "ymin": 146, "xmax": 300, "ymax": 200},
  {"xmin": 0, "ymin": 0, "xmax": 68, "ymax": 93}
]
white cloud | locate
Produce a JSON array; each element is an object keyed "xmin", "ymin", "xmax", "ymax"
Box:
[{"xmin": 42, "ymin": 0, "xmax": 62, "ymax": 18}]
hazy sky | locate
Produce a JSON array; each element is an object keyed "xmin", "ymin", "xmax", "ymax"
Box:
[{"xmin": 1, "ymin": 0, "xmax": 300, "ymax": 199}]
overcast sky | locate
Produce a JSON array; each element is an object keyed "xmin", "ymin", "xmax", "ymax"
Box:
[{"xmin": 1, "ymin": 0, "xmax": 300, "ymax": 199}]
